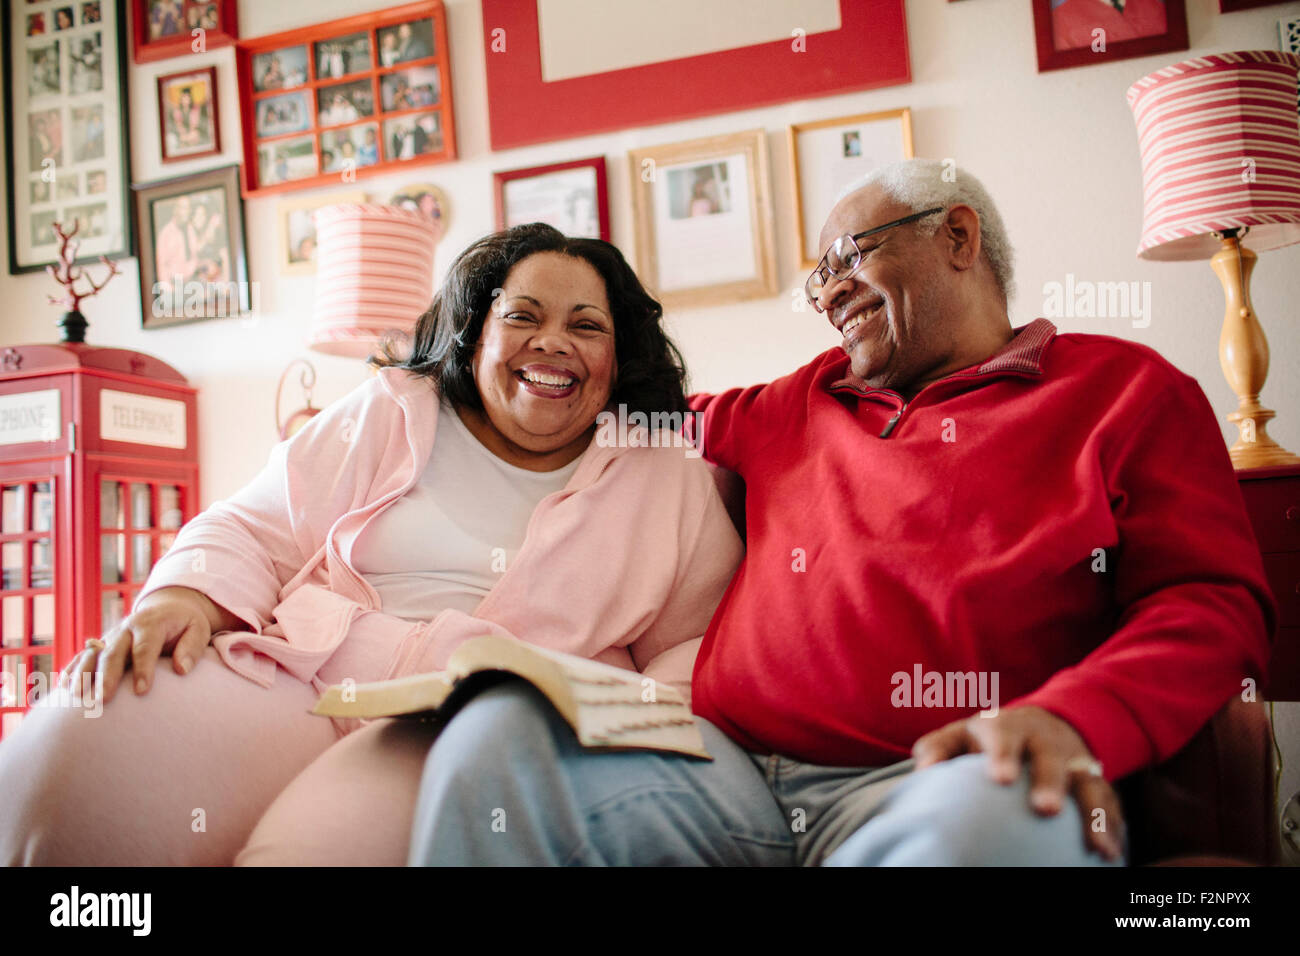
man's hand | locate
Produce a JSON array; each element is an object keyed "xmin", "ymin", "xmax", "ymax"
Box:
[{"xmin": 912, "ymin": 705, "xmax": 1124, "ymax": 862}]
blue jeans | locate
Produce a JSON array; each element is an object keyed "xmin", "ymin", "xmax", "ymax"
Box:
[{"xmin": 407, "ymin": 681, "xmax": 1124, "ymax": 866}]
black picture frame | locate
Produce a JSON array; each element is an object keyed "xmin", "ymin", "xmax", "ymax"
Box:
[
  {"xmin": 132, "ymin": 163, "xmax": 249, "ymax": 329},
  {"xmin": 3, "ymin": 0, "xmax": 133, "ymax": 274}
]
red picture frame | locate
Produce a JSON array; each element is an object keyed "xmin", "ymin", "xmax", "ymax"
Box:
[
  {"xmin": 1033, "ymin": 0, "xmax": 1188, "ymax": 73},
  {"xmin": 480, "ymin": 0, "xmax": 910, "ymax": 151},
  {"xmin": 156, "ymin": 65, "xmax": 221, "ymax": 163},
  {"xmin": 132, "ymin": 0, "xmax": 238, "ymax": 64},
  {"xmin": 493, "ymin": 157, "xmax": 610, "ymax": 242},
  {"xmin": 235, "ymin": 1, "xmax": 456, "ymax": 199}
]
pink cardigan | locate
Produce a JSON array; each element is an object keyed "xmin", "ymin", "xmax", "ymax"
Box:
[{"xmin": 137, "ymin": 366, "xmax": 743, "ymax": 705}]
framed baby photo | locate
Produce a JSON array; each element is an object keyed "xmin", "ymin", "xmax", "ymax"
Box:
[
  {"xmin": 1033, "ymin": 0, "xmax": 1187, "ymax": 73},
  {"xmin": 132, "ymin": 0, "xmax": 237, "ymax": 63},
  {"xmin": 494, "ymin": 157, "xmax": 610, "ymax": 241},
  {"xmin": 628, "ymin": 129, "xmax": 777, "ymax": 309},
  {"xmin": 2, "ymin": 0, "xmax": 133, "ymax": 273},
  {"xmin": 133, "ymin": 164, "xmax": 249, "ymax": 328},
  {"xmin": 236, "ymin": 1, "xmax": 456, "ymax": 197},
  {"xmin": 277, "ymin": 189, "xmax": 366, "ymax": 275},
  {"xmin": 156, "ymin": 65, "xmax": 219, "ymax": 162},
  {"xmin": 788, "ymin": 108, "xmax": 913, "ymax": 269}
]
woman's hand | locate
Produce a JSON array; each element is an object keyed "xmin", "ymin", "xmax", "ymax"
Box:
[{"xmin": 57, "ymin": 586, "xmax": 239, "ymax": 704}]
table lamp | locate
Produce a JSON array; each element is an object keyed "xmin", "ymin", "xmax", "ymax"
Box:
[
  {"xmin": 1127, "ymin": 50, "xmax": 1300, "ymax": 468},
  {"xmin": 308, "ymin": 202, "xmax": 438, "ymax": 359}
]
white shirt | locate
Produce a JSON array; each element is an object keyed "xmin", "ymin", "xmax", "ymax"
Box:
[{"xmin": 350, "ymin": 400, "xmax": 582, "ymax": 621}]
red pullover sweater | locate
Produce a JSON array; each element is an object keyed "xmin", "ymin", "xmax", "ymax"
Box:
[{"xmin": 688, "ymin": 319, "xmax": 1275, "ymax": 781}]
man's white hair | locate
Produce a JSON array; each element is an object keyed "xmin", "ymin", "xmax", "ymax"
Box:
[{"xmin": 835, "ymin": 159, "xmax": 1015, "ymax": 302}]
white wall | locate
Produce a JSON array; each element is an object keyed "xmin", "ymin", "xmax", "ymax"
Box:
[{"xmin": 2, "ymin": 0, "xmax": 1300, "ymax": 857}]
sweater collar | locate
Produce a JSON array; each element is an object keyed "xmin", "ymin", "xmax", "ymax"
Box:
[{"xmin": 828, "ymin": 318, "xmax": 1057, "ymax": 393}]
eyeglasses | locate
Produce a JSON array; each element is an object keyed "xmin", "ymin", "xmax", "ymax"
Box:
[{"xmin": 804, "ymin": 207, "xmax": 945, "ymax": 312}]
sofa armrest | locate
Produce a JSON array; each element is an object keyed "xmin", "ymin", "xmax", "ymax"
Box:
[{"xmin": 1118, "ymin": 698, "xmax": 1278, "ymax": 865}]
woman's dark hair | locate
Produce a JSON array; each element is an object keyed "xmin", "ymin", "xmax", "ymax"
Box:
[{"xmin": 369, "ymin": 223, "xmax": 688, "ymax": 417}]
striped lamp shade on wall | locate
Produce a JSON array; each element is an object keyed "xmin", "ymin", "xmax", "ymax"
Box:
[
  {"xmin": 309, "ymin": 203, "xmax": 438, "ymax": 358},
  {"xmin": 1127, "ymin": 50, "xmax": 1300, "ymax": 261}
]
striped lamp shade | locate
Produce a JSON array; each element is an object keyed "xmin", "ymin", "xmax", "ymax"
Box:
[
  {"xmin": 309, "ymin": 203, "xmax": 438, "ymax": 358},
  {"xmin": 1127, "ymin": 50, "xmax": 1300, "ymax": 261}
]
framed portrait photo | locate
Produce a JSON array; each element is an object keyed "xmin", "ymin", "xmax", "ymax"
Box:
[
  {"xmin": 3, "ymin": 0, "xmax": 132, "ymax": 273},
  {"xmin": 494, "ymin": 157, "xmax": 609, "ymax": 241},
  {"xmin": 628, "ymin": 129, "xmax": 777, "ymax": 309},
  {"xmin": 157, "ymin": 65, "xmax": 219, "ymax": 162},
  {"xmin": 132, "ymin": 0, "xmax": 237, "ymax": 64},
  {"xmin": 277, "ymin": 189, "xmax": 366, "ymax": 275},
  {"xmin": 236, "ymin": 1, "xmax": 456, "ymax": 197},
  {"xmin": 388, "ymin": 182, "xmax": 448, "ymax": 235},
  {"xmin": 789, "ymin": 108, "xmax": 914, "ymax": 269},
  {"xmin": 133, "ymin": 163, "xmax": 249, "ymax": 329},
  {"xmin": 1033, "ymin": 0, "xmax": 1188, "ymax": 73}
]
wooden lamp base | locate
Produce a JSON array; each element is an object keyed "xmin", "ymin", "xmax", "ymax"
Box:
[{"xmin": 1211, "ymin": 234, "xmax": 1300, "ymax": 470}]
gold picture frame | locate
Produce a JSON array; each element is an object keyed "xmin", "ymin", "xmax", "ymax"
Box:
[
  {"xmin": 276, "ymin": 189, "xmax": 366, "ymax": 275},
  {"xmin": 628, "ymin": 128, "xmax": 776, "ymax": 309},
  {"xmin": 788, "ymin": 108, "xmax": 914, "ymax": 270}
]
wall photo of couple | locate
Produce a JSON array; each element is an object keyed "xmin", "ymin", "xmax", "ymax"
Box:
[{"xmin": 136, "ymin": 166, "xmax": 248, "ymax": 328}]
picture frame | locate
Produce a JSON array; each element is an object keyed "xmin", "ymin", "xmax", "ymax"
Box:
[
  {"xmin": 480, "ymin": 0, "xmax": 910, "ymax": 151},
  {"xmin": 388, "ymin": 182, "xmax": 449, "ymax": 235},
  {"xmin": 628, "ymin": 129, "xmax": 777, "ymax": 309},
  {"xmin": 3, "ymin": 0, "xmax": 133, "ymax": 274},
  {"xmin": 235, "ymin": 1, "xmax": 456, "ymax": 198},
  {"xmin": 1032, "ymin": 0, "xmax": 1188, "ymax": 73},
  {"xmin": 493, "ymin": 157, "xmax": 609, "ymax": 242},
  {"xmin": 132, "ymin": 0, "xmax": 237, "ymax": 64},
  {"xmin": 156, "ymin": 65, "xmax": 219, "ymax": 163},
  {"xmin": 788, "ymin": 108, "xmax": 914, "ymax": 269},
  {"xmin": 133, "ymin": 163, "xmax": 249, "ymax": 329},
  {"xmin": 277, "ymin": 189, "xmax": 366, "ymax": 275}
]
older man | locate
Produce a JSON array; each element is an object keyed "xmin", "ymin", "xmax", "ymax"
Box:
[{"xmin": 407, "ymin": 160, "xmax": 1274, "ymax": 866}]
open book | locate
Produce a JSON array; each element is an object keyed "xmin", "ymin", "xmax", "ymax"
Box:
[{"xmin": 311, "ymin": 633, "xmax": 712, "ymax": 759}]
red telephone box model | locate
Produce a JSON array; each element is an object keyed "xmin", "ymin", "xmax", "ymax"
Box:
[{"xmin": 0, "ymin": 342, "xmax": 199, "ymax": 738}]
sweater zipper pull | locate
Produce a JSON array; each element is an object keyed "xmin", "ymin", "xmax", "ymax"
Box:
[{"xmin": 879, "ymin": 409, "xmax": 902, "ymax": 438}]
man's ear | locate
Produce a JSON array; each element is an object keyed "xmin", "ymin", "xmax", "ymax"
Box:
[{"xmin": 941, "ymin": 204, "xmax": 982, "ymax": 273}]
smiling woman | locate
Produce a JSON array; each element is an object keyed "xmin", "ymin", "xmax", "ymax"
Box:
[{"xmin": 0, "ymin": 222, "xmax": 740, "ymax": 867}]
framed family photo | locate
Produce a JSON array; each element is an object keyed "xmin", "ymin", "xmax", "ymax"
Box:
[
  {"xmin": 1032, "ymin": 0, "xmax": 1188, "ymax": 72},
  {"xmin": 276, "ymin": 189, "xmax": 366, "ymax": 275},
  {"xmin": 236, "ymin": 1, "xmax": 456, "ymax": 197},
  {"xmin": 388, "ymin": 182, "xmax": 448, "ymax": 234},
  {"xmin": 493, "ymin": 157, "xmax": 609, "ymax": 241},
  {"xmin": 3, "ymin": 0, "xmax": 132, "ymax": 273},
  {"xmin": 133, "ymin": 164, "xmax": 249, "ymax": 328},
  {"xmin": 788, "ymin": 108, "xmax": 914, "ymax": 269},
  {"xmin": 156, "ymin": 65, "xmax": 219, "ymax": 162},
  {"xmin": 132, "ymin": 0, "xmax": 237, "ymax": 63},
  {"xmin": 628, "ymin": 129, "xmax": 777, "ymax": 309}
]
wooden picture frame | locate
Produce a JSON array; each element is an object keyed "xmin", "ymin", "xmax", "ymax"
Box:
[
  {"xmin": 480, "ymin": 0, "xmax": 910, "ymax": 151},
  {"xmin": 789, "ymin": 109, "xmax": 914, "ymax": 269},
  {"xmin": 132, "ymin": 0, "xmax": 237, "ymax": 64},
  {"xmin": 3, "ymin": 0, "xmax": 133, "ymax": 273},
  {"xmin": 277, "ymin": 189, "xmax": 366, "ymax": 276},
  {"xmin": 235, "ymin": 0, "xmax": 456, "ymax": 198},
  {"xmin": 628, "ymin": 130, "xmax": 777, "ymax": 309},
  {"xmin": 493, "ymin": 157, "xmax": 609, "ymax": 241},
  {"xmin": 156, "ymin": 65, "xmax": 220, "ymax": 163},
  {"xmin": 133, "ymin": 164, "xmax": 249, "ymax": 329},
  {"xmin": 1033, "ymin": 0, "xmax": 1188, "ymax": 73}
]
